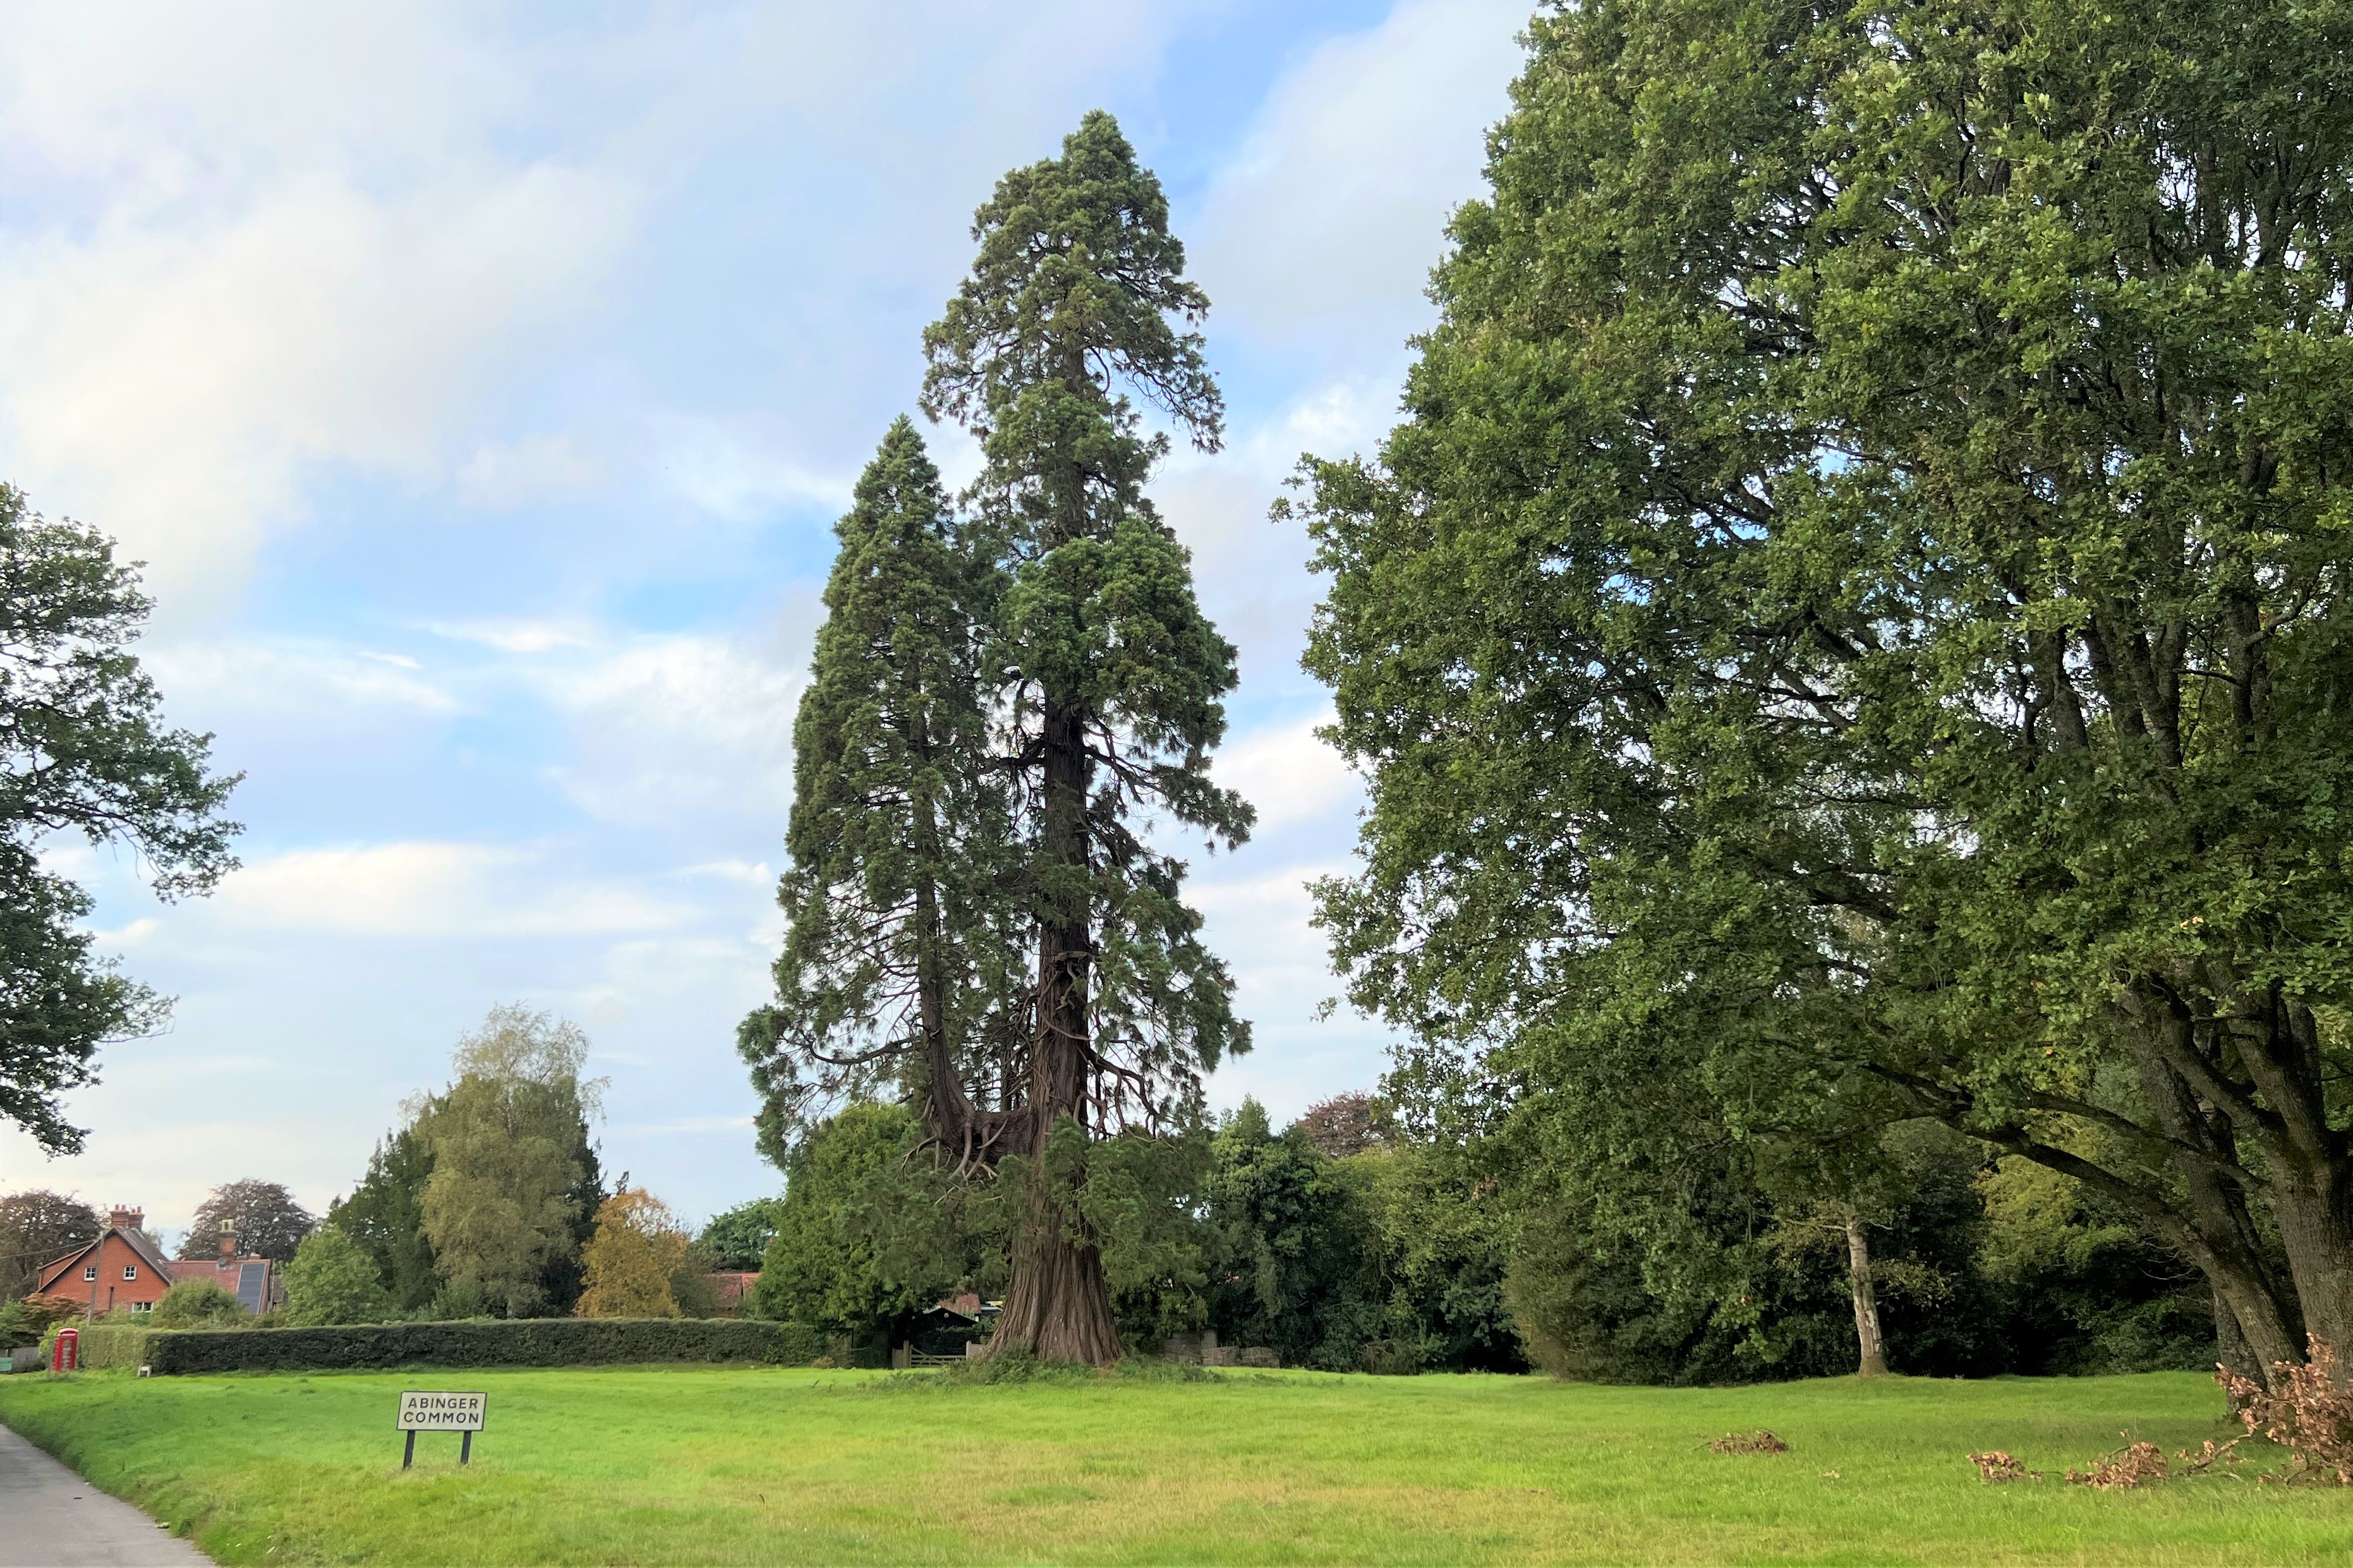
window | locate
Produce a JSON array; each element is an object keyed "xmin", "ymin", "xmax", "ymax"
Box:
[
  {"xmin": 131, "ymin": 1301, "xmax": 152, "ymax": 1314},
  {"xmin": 82, "ymin": 1265, "xmax": 96, "ymax": 1281},
  {"xmin": 123, "ymin": 1265, "xmax": 137, "ymax": 1281}
]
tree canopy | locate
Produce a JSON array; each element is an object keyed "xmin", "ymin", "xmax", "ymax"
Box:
[
  {"xmin": 416, "ymin": 1005, "xmax": 606, "ymax": 1318},
  {"xmin": 1302, "ymin": 0, "xmax": 2353, "ymax": 1383},
  {"xmin": 0, "ymin": 1190, "xmax": 99, "ymax": 1298},
  {"xmin": 0, "ymin": 487, "xmax": 239, "ymax": 1152},
  {"xmin": 181, "ymin": 1179, "xmax": 316, "ymax": 1263},
  {"xmin": 576, "ymin": 1188, "xmax": 693, "ymax": 1320},
  {"xmin": 280, "ymin": 1225, "xmax": 396, "ymax": 1327},
  {"xmin": 328, "ymin": 1123, "xmax": 441, "ymax": 1313}
]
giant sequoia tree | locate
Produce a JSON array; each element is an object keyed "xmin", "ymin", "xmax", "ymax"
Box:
[
  {"xmin": 739, "ymin": 417, "xmax": 1020, "ymax": 1172},
  {"xmin": 1, "ymin": 486, "xmax": 239, "ymax": 1151},
  {"xmin": 746, "ymin": 112, "xmax": 1250, "ymax": 1363},
  {"xmin": 1304, "ymin": 0, "xmax": 2353, "ymax": 1383}
]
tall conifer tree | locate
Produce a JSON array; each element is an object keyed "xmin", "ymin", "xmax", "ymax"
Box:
[
  {"xmin": 741, "ymin": 418, "xmax": 1023, "ymax": 1170},
  {"xmin": 746, "ymin": 118, "xmax": 1249, "ymax": 1363},
  {"xmin": 922, "ymin": 111, "xmax": 1252, "ymax": 1362}
]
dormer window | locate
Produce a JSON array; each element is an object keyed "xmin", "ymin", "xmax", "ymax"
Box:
[{"xmin": 123, "ymin": 1265, "xmax": 137, "ymax": 1281}]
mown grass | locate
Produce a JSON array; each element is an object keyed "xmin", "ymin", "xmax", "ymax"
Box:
[{"xmin": 0, "ymin": 1365, "xmax": 2347, "ymax": 1564}]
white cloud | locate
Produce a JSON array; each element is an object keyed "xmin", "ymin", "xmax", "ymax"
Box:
[
  {"xmin": 543, "ymin": 633, "xmax": 808, "ymax": 826},
  {"xmin": 677, "ymin": 859, "xmax": 775, "ymax": 886},
  {"xmin": 659, "ymin": 421, "xmax": 852, "ymax": 522},
  {"xmin": 423, "ymin": 618, "xmax": 596, "ymax": 654},
  {"xmin": 456, "ymin": 435, "xmax": 606, "ymax": 510},
  {"xmin": 215, "ymin": 841, "xmax": 693, "ymax": 939},
  {"xmin": 0, "ymin": 6, "xmax": 638, "ymax": 605},
  {"xmin": 1216, "ymin": 710, "xmax": 1358, "ymax": 831},
  {"xmin": 146, "ymin": 639, "xmax": 461, "ymax": 716},
  {"xmin": 1194, "ymin": 0, "xmax": 1524, "ymax": 359},
  {"xmin": 0, "ymin": 168, "xmax": 636, "ymax": 603}
]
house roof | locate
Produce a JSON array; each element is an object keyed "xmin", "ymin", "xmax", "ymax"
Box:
[{"xmin": 33, "ymin": 1223, "xmax": 177, "ymax": 1294}]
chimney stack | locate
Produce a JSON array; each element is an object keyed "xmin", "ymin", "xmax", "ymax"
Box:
[
  {"xmin": 107, "ymin": 1206, "xmax": 142, "ymax": 1232},
  {"xmin": 218, "ymin": 1220, "xmax": 237, "ymax": 1262}
]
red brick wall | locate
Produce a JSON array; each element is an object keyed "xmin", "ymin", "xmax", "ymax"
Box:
[{"xmin": 35, "ymin": 1234, "xmax": 174, "ymax": 1317}]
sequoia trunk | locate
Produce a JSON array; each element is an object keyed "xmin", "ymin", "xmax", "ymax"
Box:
[{"xmin": 986, "ymin": 694, "xmax": 1122, "ymax": 1363}]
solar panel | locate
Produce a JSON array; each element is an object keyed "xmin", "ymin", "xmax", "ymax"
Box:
[{"xmin": 236, "ymin": 1261, "xmax": 266, "ymax": 1313}]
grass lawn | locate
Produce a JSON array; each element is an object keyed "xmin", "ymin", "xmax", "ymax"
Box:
[{"xmin": 0, "ymin": 1365, "xmax": 2347, "ymax": 1565}]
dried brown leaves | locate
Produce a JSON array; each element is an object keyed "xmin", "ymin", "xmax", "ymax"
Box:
[
  {"xmin": 2067, "ymin": 1440, "xmax": 2168, "ymax": 1490},
  {"xmin": 2217, "ymin": 1335, "xmax": 2353, "ymax": 1485},
  {"xmin": 1969, "ymin": 1450, "xmax": 2040, "ymax": 1483}
]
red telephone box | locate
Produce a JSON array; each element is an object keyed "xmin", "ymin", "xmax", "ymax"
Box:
[{"xmin": 51, "ymin": 1329, "xmax": 77, "ymax": 1372}]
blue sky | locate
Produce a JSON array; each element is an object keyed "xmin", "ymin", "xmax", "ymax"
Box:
[{"xmin": 0, "ymin": 0, "xmax": 1528, "ymax": 1241}]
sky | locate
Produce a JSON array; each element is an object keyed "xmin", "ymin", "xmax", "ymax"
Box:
[{"xmin": 0, "ymin": 0, "xmax": 1530, "ymax": 1242}]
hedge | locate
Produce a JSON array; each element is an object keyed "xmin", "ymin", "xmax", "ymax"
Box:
[
  {"xmin": 141, "ymin": 1317, "xmax": 834, "ymax": 1375},
  {"xmin": 40, "ymin": 1323, "xmax": 152, "ymax": 1371}
]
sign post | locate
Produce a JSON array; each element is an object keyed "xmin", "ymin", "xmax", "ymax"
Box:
[{"xmin": 396, "ymin": 1390, "xmax": 487, "ymax": 1469}]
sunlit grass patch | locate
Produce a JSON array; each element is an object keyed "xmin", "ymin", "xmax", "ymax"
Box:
[{"xmin": 0, "ymin": 1365, "xmax": 2347, "ymax": 1564}]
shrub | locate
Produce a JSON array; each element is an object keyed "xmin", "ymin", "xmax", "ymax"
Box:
[
  {"xmin": 151, "ymin": 1280, "xmax": 251, "ymax": 1329},
  {"xmin": 0, "ymin": 1295, "xmax": 82, "ymax": 1343},
  {"xmin": 142, "ymin": 1316, "xmax": 829, "ymax": 1375},
  {"xmin": 281, "ymin": 1226, "xmax": 394, "ymax": 1327}
]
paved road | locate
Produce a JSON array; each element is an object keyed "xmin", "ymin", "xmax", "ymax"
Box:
[{"xmin": 0, "ymin": 1423, "xmax": 211, "ymax": 1567}]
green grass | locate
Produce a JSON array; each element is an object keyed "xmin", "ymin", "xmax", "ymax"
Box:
[{"xmin": 0, "ymin": 1365, "xmax": 2347, "ymax": 1564}]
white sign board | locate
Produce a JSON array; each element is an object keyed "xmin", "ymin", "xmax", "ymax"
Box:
[{"xmin": 398, "ymin": 1390, "xmax": 487, "ymax": 1432}]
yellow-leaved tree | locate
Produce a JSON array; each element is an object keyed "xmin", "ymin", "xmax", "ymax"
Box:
[{"xmin": 575, "ymin": 1188, "xmax": 690, "ymax": 1318}]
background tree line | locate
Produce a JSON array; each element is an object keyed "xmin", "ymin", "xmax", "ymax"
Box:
[{"xmin": 738, "ymin": 1087, "xmax": 2214, "ymax": 1381}]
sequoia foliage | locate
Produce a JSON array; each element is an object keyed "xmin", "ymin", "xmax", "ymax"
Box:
[{"xmin": 1300, "ymin": 0, "xmax": 2353, "ymax": 1384}]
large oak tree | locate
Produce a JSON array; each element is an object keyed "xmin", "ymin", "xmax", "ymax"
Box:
[
  {"xmin": 1304, "ymin": 0, "xmax": 2353, "ymax": 1383},
  {"xmin": 1, "ymin": 487, "xmax": 239, "ymax": 1152}
]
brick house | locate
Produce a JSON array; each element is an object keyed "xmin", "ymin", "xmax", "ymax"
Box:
[{"xmin": 33, "ymin": 1207, "xmax": 284, "ymax": 1320}]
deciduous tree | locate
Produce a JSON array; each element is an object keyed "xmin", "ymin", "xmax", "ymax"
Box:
[
  {"xmin": 0, "ymin": 487, "xmax": 239, "ymax": 1152},
  {"xmin": 697, "ymin": 1198, "xmax": 785, "ymax": 1273},
  {"xmin": 0, "ymin": 1191, "xmax": 99, "ymax": 1298},
  {"xmin": 418, "ymin": 1006, "xmax": 605, "ymax": 1318},
  {"xmin": 576, "ymin": 1188, "xmax": 691, "ymax": 1320},
  {"xmin": 1302, "ymin": 0, "xmax": 2353, "ymax": 1383},
  {"xmin": 181, "ymin": 1179, "xmax": 315, "ymax": 1263},
  {"xmin": 280, "ymin": 1225, "xmax": 395, "ymax": 1327}
]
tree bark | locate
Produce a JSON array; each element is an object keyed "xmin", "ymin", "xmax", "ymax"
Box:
[
  {"xmin": 2215, "ymin": 1286, "xmax": 2259, "ymax": 1413},
  {"xmin": 1846, "ymin": 1210, "xmax": 1890, "ymax": 1378},
  {"xmin": 985, "ymin": 692, "xmax": 1122, "ymax": 1364},
  {"xmin": 2227, "ymin": 997, "xmax": 2353, "ymax": 1360},
  {"xmin": 2108, "ymin": 1005, "xmax": 2304, "ymax": 1385}
]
